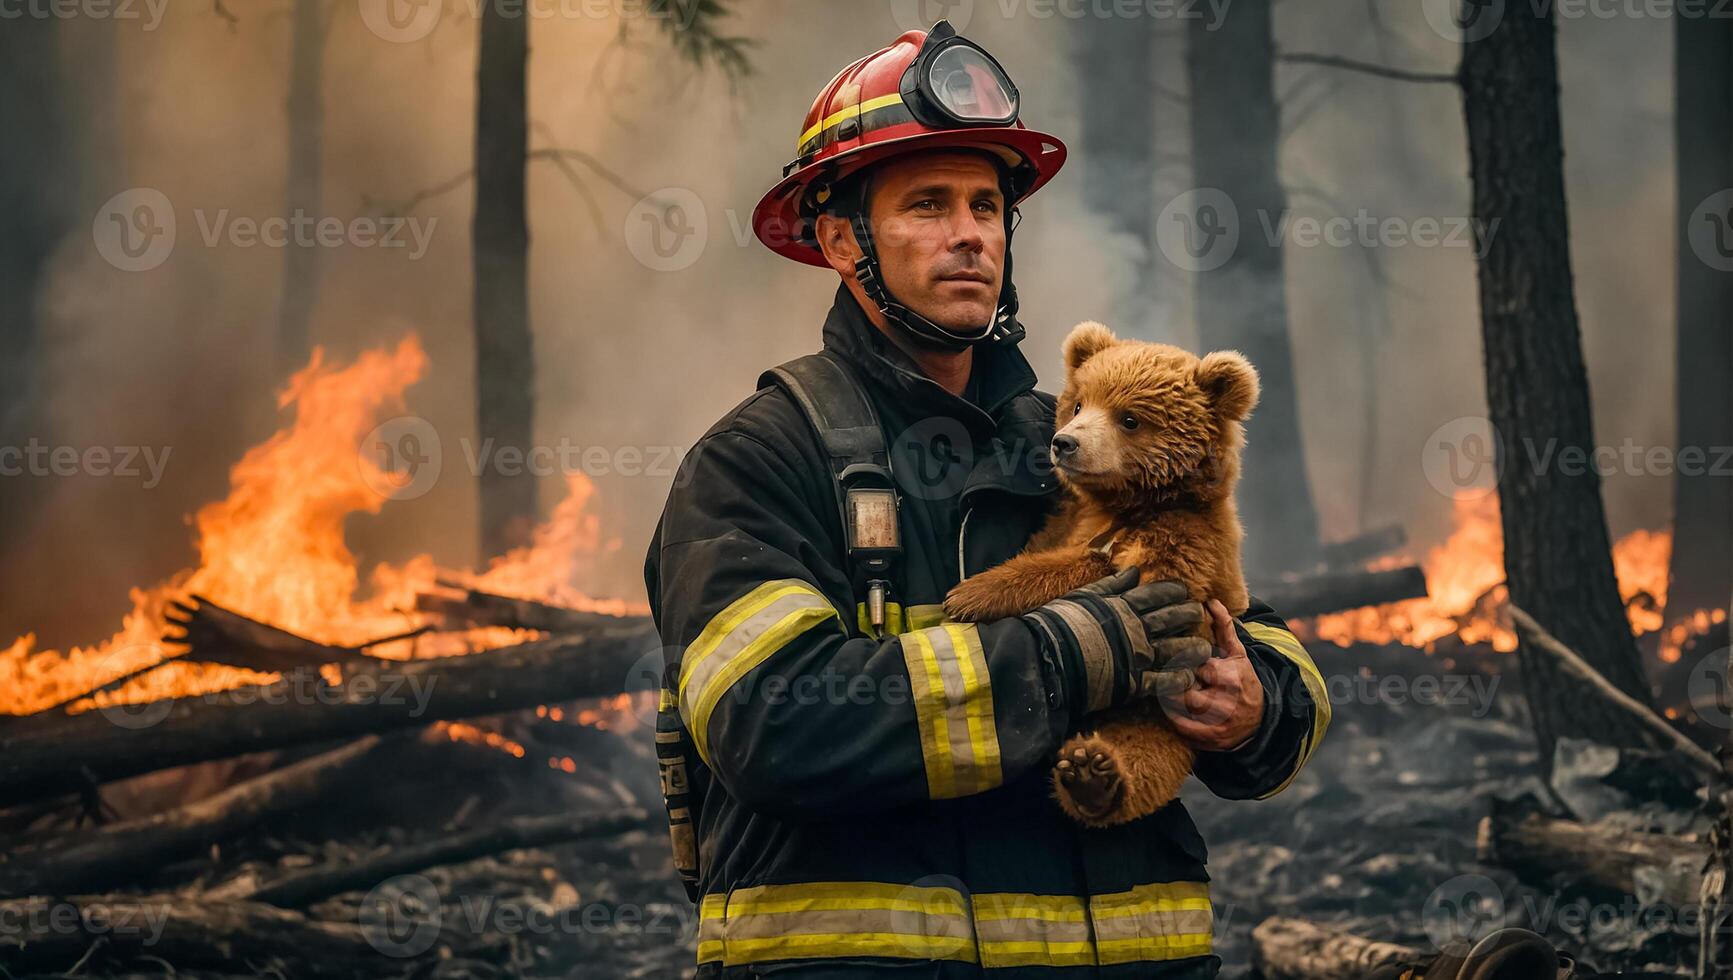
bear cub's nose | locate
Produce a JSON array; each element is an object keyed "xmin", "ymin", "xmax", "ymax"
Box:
[{"xmin": 1051, "ymin": 433, "xmax": 1079, "ymax": 459}]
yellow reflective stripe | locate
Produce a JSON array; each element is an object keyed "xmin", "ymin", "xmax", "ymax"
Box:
[
  {"xmin": 797, "ymin": 92, "xmax": 907, "ymax": 152},
  {"xmin": 975, "ymin": 892, "xmax": 1094, "ymax": 968},
  {"xmin": 1243, "ymin": 620, "xmax": 1332, "ymax": 798},
  {"xmin": 657, "ymin": 687, "xmax": 677, "ymax": 711},
  {"xmin": 707, "ymin": 881, "xmax": 978, "ymax": 967},
  {"xmin": 678, "ymin": 580, "xmax": 839, "ymax": 763},
  {"xmin": 697, "ymin": 894, "xmax": 726, "ymax": 964},
  {"xmin": 1092, "ymin": 880, "xmax": 1214, "ymax": 965},
  {"xmin": 855, "ymin": 601, "xmax": 947, "ymax": 636},
  {"xmin": 694, "ymin": 881, "xmax": 1215, "ymax": 969},
  {"xmin": 900, "ymin": 623, "xmax": 1001, "ymax": 799},
  {"xmin": 946, "ymin": 624, "xmax": 1002, "ymax": 791}
]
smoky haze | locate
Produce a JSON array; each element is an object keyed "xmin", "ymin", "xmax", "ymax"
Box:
[{"xmin": 0, "ymin": 0, "xmax": 1675, "ymax": 648}]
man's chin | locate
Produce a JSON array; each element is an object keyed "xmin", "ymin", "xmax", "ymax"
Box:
[{"xmin": 909, "ymin": 297, "xmax": 997, "ymax": 335}]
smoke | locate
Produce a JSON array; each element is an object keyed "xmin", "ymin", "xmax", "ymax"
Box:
[{"xmin": 0, "ymin": 0, "xmax": 1681, "ymax": 645}]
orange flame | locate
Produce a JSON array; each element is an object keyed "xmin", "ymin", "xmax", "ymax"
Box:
[{"xmin": 1, "ymin": 338, "xmax": 639, "ymax": 717}]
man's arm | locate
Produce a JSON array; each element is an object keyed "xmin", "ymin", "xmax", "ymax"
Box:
[
  {"xmin": 649, "ymin": 425, "xmax": 1079, "ymax": 819},
  {"xmin": 1185, "ymin": 598, "xmax": 1331, "ymax": 800}
]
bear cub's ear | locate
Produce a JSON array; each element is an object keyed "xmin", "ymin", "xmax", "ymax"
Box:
[
  {"xmin": 1196, "ymin": 351, "xmax": 1260, "ymax": 422},
  {"xmin": 1063, "ymin": 321, "xmax": 1118, "ymax": 374}
]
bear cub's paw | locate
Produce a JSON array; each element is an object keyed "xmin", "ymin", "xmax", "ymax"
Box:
[
  {"xmin": 1052, "ymin": 735, "xmax": 1126, "ymax": 826},
  {"xmin": 943, "ymin": 575, "xmax": 1017, "ymax": 623}
]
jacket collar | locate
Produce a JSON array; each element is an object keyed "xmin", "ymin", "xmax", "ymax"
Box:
[{"xmin": 819, "ymin": 284, "xmax": 1040, "ymax": 433}]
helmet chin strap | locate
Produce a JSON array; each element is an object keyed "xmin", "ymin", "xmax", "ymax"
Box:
[{"xmin": 846, "ymin": 190, "xmax": 1024, "ymax": 352}]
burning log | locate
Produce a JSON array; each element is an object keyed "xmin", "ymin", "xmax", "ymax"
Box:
[
  {"xmin": 1476, "ymin": 805, "xmax": 1706, "ymax": 908},
  {"xmin": 0, "ymin": 895, "xmax": 492, "ymax": 976},
  {"xmin": 1508, "ymin": 604, "xmax": 1720, "ymax": 780},
  {"xmin": 0, "ymin": 622, "xmax": 656, "ymax": 807},
  {"xmin": 0, "ymin": 737, "xmax": 392, "ymax": 898},
  {"xmin": 1257, "ymin": 564, "xmax": 1429, "ymax": 619},
  {"xmin": 164, "ymin": 595, "xmax": 421, "ymax": 671},
  {"xmin": 1250, "ymin": 916, "xmax": 1424, "ymax": 980},
  {"xmin": 246, "ymin": 808, "xmax": 649, "ymax": 907},
  {"xmin": 415, "ymin": 582, "xmax": 624, "ymax": 634}
]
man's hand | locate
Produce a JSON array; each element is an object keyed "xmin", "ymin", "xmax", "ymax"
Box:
[{"xmin": 1167, "ymin": 600, "xmax": 1265, "ymax": 752}]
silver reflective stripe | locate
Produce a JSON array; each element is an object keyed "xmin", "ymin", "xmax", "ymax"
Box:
[
  {"xmin": 901, "ymin": 623, "xmax": 1002, "ymax": 798},
  {"xmin": 1046, "ymin": 599, "xmax": 1115, "ymax": 712}
]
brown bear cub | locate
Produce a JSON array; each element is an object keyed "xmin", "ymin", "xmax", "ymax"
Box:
[{"xmin": 943, "ymin": 321, "xmax": 1259, "ymax": 827}]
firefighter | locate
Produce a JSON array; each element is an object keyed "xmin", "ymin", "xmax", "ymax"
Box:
[{"xmin": 645, "ymin": 21, "xmax": 1329, "ymax": 978}]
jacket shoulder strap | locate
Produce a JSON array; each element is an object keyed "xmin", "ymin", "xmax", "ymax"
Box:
[
  {"xmin": 758, "ymin": 351, "xmax": 889, "ymax": 476},
  {"xmin": 758, "ymin": 352, "xmax": 902, "ymax": 636}
]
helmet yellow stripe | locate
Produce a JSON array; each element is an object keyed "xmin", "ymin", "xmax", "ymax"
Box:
[{"xmin": 797, "ymin": 92, "xmax": 908, "ymax": 153}]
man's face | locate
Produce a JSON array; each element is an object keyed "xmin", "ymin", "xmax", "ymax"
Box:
[{"xmin": 821, "ymin": 150, "xmax": 1008, "ymax": 333}]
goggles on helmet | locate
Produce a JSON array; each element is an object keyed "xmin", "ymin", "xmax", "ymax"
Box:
[{"xmin": 898, "ymin": 22, "xmax": 1020, "ymax": 131}]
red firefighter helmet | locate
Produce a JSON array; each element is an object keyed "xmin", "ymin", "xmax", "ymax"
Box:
[{"xmin": 752, "ymin": 21, "xmax": 1068, "ymax": 269}]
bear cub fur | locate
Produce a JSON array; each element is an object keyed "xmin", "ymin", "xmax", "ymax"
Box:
[{"xmin": 943, "ymin": 321, "xmax": 1259, "ymax": 827}]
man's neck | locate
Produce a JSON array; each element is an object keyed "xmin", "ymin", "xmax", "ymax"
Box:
[{"xmin": 847, "ymin": 285, "xmax": 974, "ymax": 397}]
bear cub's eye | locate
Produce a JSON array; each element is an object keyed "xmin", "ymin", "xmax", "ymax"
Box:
[
  {"xmin": 1072, "ymin": 401, "xmax": 1083, "ymax": 416},
  {"xmin": 1119, "ymin": 413, "xmax": 1140, "ymax": 431}
]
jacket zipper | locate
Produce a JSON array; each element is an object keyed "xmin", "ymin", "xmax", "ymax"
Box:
[{"xmin": 957, "ymin": 505, "xmax": 973, "ymax": 581}]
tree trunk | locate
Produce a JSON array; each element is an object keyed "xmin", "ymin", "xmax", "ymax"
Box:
[
  {"xmin": 1668, "ymin": 15, "xmax": 1733, "ymax": 627},
  {"xmin": 1251, "ymin": 917, "xmax": 1423, "ymax": 980},
  {"xmin": 0, "ymin": 18, "xmax": 74, "ymax": 550},
  {"xmin": 1074, "ymin": 14, "xmax": 1158, "ymax": 336},
  {"xmin": 474, "ymin": 4, "xmax": 538, "ymax": 559},
  {"xmin": 1186, "ymin": 0, "xmax": 1322, "ymax": 575},
  {"xmin": 276, "ymin": 0, "xmax": 325, "ymax": 373},
  {"xmin": 1460, "ymin": 7, "xmax": 1656, "ymax": 767}
]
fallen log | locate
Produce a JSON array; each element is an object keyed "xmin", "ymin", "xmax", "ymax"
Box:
[
  {"xmin": 1476, "ymin": 804, "xmax": 1705, "ymax": 908},
  {"xmin": 0, "ymin": 895, "xmax": 493, "ymax": 976},
  {"xmin": 1257, "ymin": 564, "xmax": 1429, "ymax": 619},
  {"xmin": 416, "ymin": 583, "xmax": 624, "ymax": 634},
  {"xmin": 1250, "ymin": 916, "xmax": 1424, "ymax": 980},
  {"xmin": 247, "ymin": 807, "xmax": 649, "ymax": 908},
  {"xmin": 1508, "ymin": 603, "xmax": 1720, "ymax": 781},
  {"xmin": 164, "ymin": 595, "xmax": 409, "ymax": 672},
  {"xmin": 1319, "ymin": 524, "xmax": 1408, "ymax": 569},
  {"xmin": 0, "ymin": 621, "xmax": 656, "ymax": 808},
  {"xmin": 0, "ymin": 736, "xmax": 392, "ymax": 898}
]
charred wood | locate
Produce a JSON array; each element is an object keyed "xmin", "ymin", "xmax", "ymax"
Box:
[
  {"xmin": 416, "ymin": 583, "xmax": 625, "ymax": 634},
  {"xmin": 1250, "ymin": 916, "xmax": 1425, "ymax": 980},
  {"xmin": 1256, "ymin": 564, "xmax": 1429, "ymax": 619},
  {"xmin": 1476, "ymin": 804, "xmax": 1705, "ymax": 908},
  {"xmin": 0, "ymin": 622, "xmax": 655, "ymax": 807},
  {"xmin": 0, "ymin": 737, "xmax": 390, "ymax": 898},
  {"xmin": 246, "ymin": 808, "xmax": 648, "ymax": 907},
  {"xmin": 1318, "ymin": 525, "xmax": 1408, "ymax": 569}
]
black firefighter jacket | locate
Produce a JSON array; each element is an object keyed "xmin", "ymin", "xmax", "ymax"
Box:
[{"xmin": 644, "ymin": 286, "xmax": 1330, "ymax": 978}]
